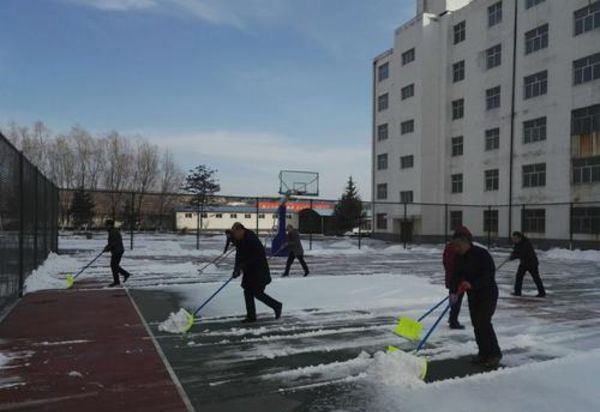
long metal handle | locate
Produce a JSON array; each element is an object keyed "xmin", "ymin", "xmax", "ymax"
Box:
[
  {"xmin": 193, "ymin": 276, "xmax": 235, "ymax": 317},
  {"xmin": 73, "ymin": 251, "xmax": 104, "ymax": 280},
  {"xmin": 418, "ymin": 296, "xmax": 450, "ymax": 322},
  {"xmin": 416, "ymin": 303, "xmax": 451, "ymax": 352}
]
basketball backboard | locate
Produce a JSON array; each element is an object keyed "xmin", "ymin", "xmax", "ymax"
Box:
[{"xmin": 278, "ymin": 170, "xmax": 319, "ymax": 196}]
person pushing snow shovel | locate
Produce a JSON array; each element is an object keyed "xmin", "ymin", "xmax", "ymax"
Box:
[
  {"xmin": 104, "ymin": 219, "xmax": 132, "ymax": 287},
  {"xmin": 443, "ymin": 225, "xmax": 473, "ymax": 330},
  {"xmin": 230, "ymin": 223, "xmax": 283, "ymax": 324},
  {"xmin": 450, "ymin": 233, "xmax": 502, "ymax": 369}
]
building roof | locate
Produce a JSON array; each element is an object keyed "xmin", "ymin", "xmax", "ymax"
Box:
[{"xmin": 175, "ymin": 205, "xmax": 296, "ymax": 214}]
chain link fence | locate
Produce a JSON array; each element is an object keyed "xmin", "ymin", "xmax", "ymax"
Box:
[{"xmin": 0, "ymin": 133, "xmax": 59, "ymax": 312}]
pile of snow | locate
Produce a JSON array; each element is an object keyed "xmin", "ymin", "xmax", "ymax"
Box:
[
  {"xmin": 24, "ymin": 253, "xmax": 81, "ymax": 293},
  {"xmin": 364, "ymin": 350, "xmax": 426, "ymax": 388},
  {"xmin": 158, "ymin": 308, "xmax": 192, "ymax": 334},
  {"xmin": 545, "ymin": 248, "xmax": 600, "ymax": 262}
]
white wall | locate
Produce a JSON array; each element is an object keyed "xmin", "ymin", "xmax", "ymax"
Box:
[{"xmin": 175, "ymin": 212, "xmax": 299, "ymax": 232}]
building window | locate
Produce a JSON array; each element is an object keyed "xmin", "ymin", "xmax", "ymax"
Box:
[
  {"xmin": 522, "ymin": 209, "xmax": 546, "ymax": 233},
  {"xmin": 486, "ymin": 44, "xmax": 502, "ymax": 69},
  {"xmin": 230, "ymin": 214, "xmax": 237, "ymax": 218},
  {"xmin": 524, "ymin": 70, "xmax": 548, "ymax": 99},
  {"xmin": 526, "ymin": 0, "xmax": 545, "ymax": 9},
  {"xmin": 452, "ymin": 99, "xmax": 464, "ymax": 120},
  {"xmin": 488, "ymin": 2, "xmax": 503, "ymax": 27},
  {"xmin": 402, "ymin": 48, "xmax": 415, "ymax": 65},
  {"xmin": 377, "ymin": 123, "xmax": 389, "ymax": 141},
  {"xmin": 215, "ymin": 213, "xmax": 223, "ymax": 218},
  {"xmin": 571, "ymin": 104, "xmax": 600, "ymax": 137},
  {"xmin": 486, "ymin": 86, "xmax": 501, "ymax": 110},
  {"xmin": 401, "ymin": 119, "xmax": 415, "ymax": 135},
  {"xmin": 377, "ymin": 93, "xmax": 389, "ymax": 111},
  {"xmin": 401, "ymin": 84, "xmax": 415, "ymax": 100},
  {"xmin": 523, "ymin": 163, "xmax": 546, "ymax": 187},
  {"xmin": 452, "ymin": 136, "xmax": 464, "ymax": 157},
  {"xmin": 450, "ymin": 211, "xmax": 463, "ymax": 230},
  {"xmin": 201, "ymin": 213, "xmax": 208, "ymax": 218},
  {"xmin": 376, "ymin": 213, "xmax": 388, "ymax": 230},
  {"xmin": 573, "ymin": 157, "xmax": 600, "ymax": 184},
  {"xmin": 485, "ymin": 128, "xmax": 500, "ymax": 151},
  {"xmin": 454, "ymin": 21, "xmax": 466, "ymax": 44},
  {"xmin": 574, "ymin": 52, "xmax": 600, "ymax": 85},
  {"xmin": 451, "ymin": 173, "xmax": 463, "ymax": 193},
  {"xmin": 574, "ymin": 2, "xmax": 600, "ymax": 36},
  {"xmin": 400, "ymin": 155, "xmax": 414, "ymax": 169},
  {"xmin": 400, "ymin": 190, "xmax": 414, "ymax": 203},
  {"xmin": 572, "ymin": 207, "xmax": 600, "ymax": 234},
  {"xmin": 485, "ymin": 169, "xmax": 499, "ymax": 191},
  {"xmin": 377, "ymin": 183, "xmax": 388, "ymax": 199},
  {"xmin": 523, "ymin": 117, "xmax": 547, "ymax": 143},
  {"xmin": 525, "ymin": 24, "xmax": 549, "ymax": 55},
  {"xmin": 453, "ymin": 60, "xmax": 465, "ymax": 83},
  {"xmin": 258, "ymin": 214, "xmax": 265, "ymax": 219},
  {"xmin": 483, "ymin": 210, "xmax": 499, "ymax": 233},
  {"xmin": 378, "ymin": 62, "xmax": 389, "ymax": 82},
  {"xmin": 185, "ymin": 213, "xmax": 192, "ymax": 218},
  {"xmin": 377, "ymin": 153, "xmax": 388, "ymax": 170},
  {"xmin": 244, "ymin": 214, "xmax": 252, "ymax": 219}
]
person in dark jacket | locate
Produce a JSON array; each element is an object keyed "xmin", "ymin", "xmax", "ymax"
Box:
[
  {"xmin": 510, "ymin": 231, "xmax": 546, "ymax": 297},
  {"xmin": 282, "ymin": 224, "xmax": 310, "ymax": 277},
  {"xmin": 451, "ymin": 233, "xmax": 502, "ymax": 369},
  {"xmin": 223, "ymin": 229, "xmax": 235, "ymax": 253},
  {"xmin": 230, "ymin": 223, "xmax": 282, "ymax": 323},
  {"xmin": 443, "ymin": 225, "xmax": 473, "ymax": 329},
  {"xmin": 103, "ymin": 219, "xmax": 132, "ymax": 287}
]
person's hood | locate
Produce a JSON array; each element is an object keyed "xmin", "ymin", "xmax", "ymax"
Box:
[{"xmin": 454, "ymin": 225, "xmax": 473, "ymax": 242}]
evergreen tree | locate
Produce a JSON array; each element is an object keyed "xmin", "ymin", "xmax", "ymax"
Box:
[
  {"xmin": 70, "ymin": 188, "xmax": 95, "ymax": 229},
  {"xmin": 333, "ymin": 176, "xmax": 363, "ymax": 233},
  {"xmin": 183, "ymin": 165, "xmax": 220, "ymax": 249}
]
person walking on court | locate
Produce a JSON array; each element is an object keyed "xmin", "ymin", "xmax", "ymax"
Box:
[
  {"xmin": 451, "ymin": 233, "xmax": 502, "ymax": 369},
  {"xmin": 443, "ymin": 225, "xmax": 473, "ymax": 330},
  {"xmin": 282, "ymin": 224, "xmax": 310, "ymax": 277},
  {"xmin": 510, "ymin": 231, "xmax": 546, "ymax": 298},
  {"xmin": 103, "ymin": 219, "xmax": 132, "ymax": 287},
  {"xmin": 230, "ymin": 223, "xmax": 282, "ymax": 323}
]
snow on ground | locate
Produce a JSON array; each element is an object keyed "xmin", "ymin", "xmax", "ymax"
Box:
[
  {"xmin": 24, "ymin": 252, "xmax": 81, "ymax": 293},
  {"xmin": 52, "ymin": 232, "xmax": 600, "ymax": 410}
]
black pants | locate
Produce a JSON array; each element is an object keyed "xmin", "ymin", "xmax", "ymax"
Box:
[
  {"xmin": 514, "ymin": 265, "xmax": 545, "ymax": 295},
  {"xmin": 244, "ymin": 287, "xmax": 281, "ymax": 320},
  {"xmin": 468, "ymin": 289, "xmax": 502, "ymax": 359},
  {"xmin": 283, "ymin": 252, "xmax": 309, "ymax": 276},
  {"xmin": 110, "ymin": 252, "xmax": 131, "ymax": 284},
  {"xmin": 448, "ymin": 292, "xmax": 464, "ymax": 325}
]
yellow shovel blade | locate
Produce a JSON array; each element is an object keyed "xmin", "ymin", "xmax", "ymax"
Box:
[
  {"xmin": 394, "ymin": 317, "xmax": 423, "ymax": 341},
  {"xmin": 386, "ymin": 346, "xmax": 428, "ymax": 380},
  {"xmin": 182, "ymin": 309, "xmax": 195, "ymax": 333},
  {"xmin": 65, "ymin": 274, "xmax": 75, "ymax": 289}
]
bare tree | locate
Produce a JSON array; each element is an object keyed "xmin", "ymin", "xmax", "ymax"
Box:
[
  {"xmin": 132, "ymin": 139, "xmax": 160, "ymax": 225},
  {"xmin": 103, "ymin": 131, "xmax": 133, "ymax": 219},
  {"xmin": 157, "ymin": 149, "xmax": 184, "ymax": 230},
  {"xmin": 69, "ymin": 125, "xmax": 95, "ymax": 189}
]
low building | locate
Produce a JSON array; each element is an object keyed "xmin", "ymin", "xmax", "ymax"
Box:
[{"xmin": 175, "ymin": 206, "xmax": 299, "ymax": 233}]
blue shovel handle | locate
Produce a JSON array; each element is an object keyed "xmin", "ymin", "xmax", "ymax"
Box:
[
  {"xmin": 73, "ymin": 251, "xmax": 104, "ymax": 280},
  {"xmin": 418, "ymin": 296, "xmax": 450, "ymax": 322},
  {"xmin": 416, "ymin": 302, "xmax": 452, "ymax": 352}
]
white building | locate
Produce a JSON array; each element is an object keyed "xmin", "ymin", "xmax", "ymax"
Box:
[
  {"xmin": 175, "ymin": 206, "xmax": 299, "ymax": 233},
  {"xmin": 372, "ymin": 0, "xmax": 600, "ymax": 246}
]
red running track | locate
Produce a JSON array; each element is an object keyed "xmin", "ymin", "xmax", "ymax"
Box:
[{"xmin": 0, "ymin": 287, "xmax": 191, "ymax": 411}]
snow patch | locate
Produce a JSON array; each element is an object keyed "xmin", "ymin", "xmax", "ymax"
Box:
[
  {"xmin": 68, "ymin": 371, "xmax": 83, "ymax": 378},
  {"xmin": 158, "ymin": 308, "xmax": 192, "ymax": 334},
  {"xmin": 24, "ymin": 253, "xmax": 82, "ymax": 293},
  {"xmin": 545, "ymin": 248, "xmax": 600, "ymax": 262},
  {"xmin": 364, "ymin": 350, "xmax": 426, "ymax": 388}
]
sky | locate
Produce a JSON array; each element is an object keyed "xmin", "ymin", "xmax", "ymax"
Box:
[{"xmin": 0, "ymin": 0, "xmax": 413, "ymax": 198}]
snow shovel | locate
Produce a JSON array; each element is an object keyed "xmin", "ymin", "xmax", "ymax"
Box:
[
  {"xmin": 65, "ymin": 251, "xmax": 104, "ymax": 288},
  {"xmin": 388, "ymin": 301, "xmax": 452, "ymax": 380},
  {"xmin": 197, "ymin": 248, "xmax": 236, "ymax": 274},
  {"xmin": 394, "ymin": 296, "xmax": 449, "ymax": 341},
  {"xmin": 496, "ymin": 258, "xmax": 510, "ymax": 271}
]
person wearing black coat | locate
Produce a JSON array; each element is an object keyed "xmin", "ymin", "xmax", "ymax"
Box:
[
  {"xmin": 282, "ymin": 225, "xmax": 310, "ymax": 277},
  {"xmin": 450, "ymin": 234, "xmax": 502, "ymax": 369},
  {"xmin": 510, "ymin": 231, "xmax": 546, "ymax": 297},
  {"xmin": 103, "ymin": 219, "xmax": 132, "ymax": 287},
  {"xmin": 230, "ymin": 223, "xmax": 282, "ymax": 323}
]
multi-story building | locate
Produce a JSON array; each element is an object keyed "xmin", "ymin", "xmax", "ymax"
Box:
[{"xmin": 372, "ymin": 0, "xmax": 600, "ymax": 245}]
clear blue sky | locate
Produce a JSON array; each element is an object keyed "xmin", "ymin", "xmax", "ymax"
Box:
[{"xmin": 0, "ymin": 0, "xmax": 413, "ymax": 197}]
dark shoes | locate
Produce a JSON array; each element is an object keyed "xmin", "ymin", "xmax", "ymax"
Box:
[
  {"xmin": 274, "ymin": 303, "xmax": 283, "ymax": 320},
  {"xmin": 281, "ymin": 273, "xmax": 289, "ymax": 277},
  {"xmin": 303, "ymin": 271, "xmax": 310, "ymax": 277},
  {"xmin": 449, "ymin": 322, "xmax": 465, "ymax": 330},
  {"xmin": 482, "ymin": 356, "xmax": 503, "ymax": 369},
  {"xmin": 123, "ymin": 273, "xmax": 130, "ymax": 283},
  {"xmin": 108, "ymin": 282, "xmax": 120, "ymax": 287},
  {"xmin": 511, "ymin": 292, "xmax": 521, "ymax": 297},
  {"xmin": 536, "ymin": 292, "xmax": 546, "ymax": 298},
  {"xmin": 241, "ymin": 317, "xmax": 257, "ymax": 324}
]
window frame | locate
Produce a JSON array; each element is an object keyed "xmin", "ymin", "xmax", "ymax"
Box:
[
  {"xmin": 454, "ymin": 21, "xmax": 466, "ymax": 44},
  {"xmin": 402, "ymin": 48, "xmax": 415, "ymax": 65},
  {"xmin": 453, "ymin": 60, "xmax": 465, "ymax": 83},
  {"xmin": 452, "ymin": 99, "xmax": 465, "ymax": 120},
  {"xmin": 521, "ymin": 208, "xmax": 546, "ymax": 233},
  {"xmin": 574, "ymin": 52, "xmax": 600, "ymax": 85},
  {"xmin": 401, "ymin": 83, "xmax": 415, "ymax": 100},
  {"xmin": 486, "ymin": 86, "xmax": 501, "ymax": 110},
  {"xmin": 401, "ymin": 119, "xmax": 415, "ymax": 135},
  {"xmin": 377, "ymin": 153, "xmax": 388, "ymax": 170},
  {"xmin": 400, "ymin": 155, "xmax": 414, "ymax": 169},
  {"xmin": 451, "ymin": 173, "xmax": 464, "ymax": 194},
  {"xmin": 485, "ymin": 169, "xmax": 500, "ymax": 191},
  {"xmin": 378, "ymin": 62, "xmax": 389, "ymax": 82},
  {"xmin": 525, "ymin": 24, "xmax": 549, "ymax": 55},
  {"xmin": 486, "ymin": 44, "xmax": 502, "ymax": 70},
  {"xmin": 488, "ymin": 2, "xmax": 503, "ymax": 27},
  {"xmin": 522, "ymin": 163, "xmax": 547, "ymax": 188},
  {"xmin": 523, "ymin": 117, "xmax": 547, "ymax": 143},
  {"xmin": 377, "ymin": 183, "xmax": 388, "ymax": 200},
  {"xmin": 451, "ymin": 136, "xmax": 464, "ymax": 157},
  {"xmin": 485, "ymin": 128, "xmax": 500, "ymax": 151},
  {"xmin": 524, "ymin": 70, "xmax": 548, "ymax": 99},
  {"xmin": 377, "ymin": 93, "xmax": 389, "ymax": 112}
]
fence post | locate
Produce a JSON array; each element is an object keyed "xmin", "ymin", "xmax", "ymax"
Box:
[
  {"xmin": 195, "ymin": 203, "xmax": 200, "ymax": 250},
  {"xmin": 255, "ymin": 197, "xmax": 260, "ymax": 234},
  {"xmin": 130, "ymin": 192, "xmax": 135, "ymax": 250},
  {"xmin": 309, "ymin": 198, "xmax": 313, "ymax": 251},
  {"xmin": 444, "ymin": 203, "xmax": 449, "ymax": 243},
  {"xmin": 487, "ymin": 205, "xmax": 492, "ymax": 249},
  {"xmin": 569, "ymin": 202, "xmax": 574, "ymax": 250},
  {"xmin": 403, "ymin": 202, "xmax": 408, "ymax": 249},
  {"xmin": 358, "ymin": 213, "xmax": 362, "ymax": 250},
  {"xmin": 18, "ymin": 152, "xmax": 25, "ymax": 298},
  {"xmin": 33, "ymin": 168, "xmax": 38, "ymax": 267}
]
